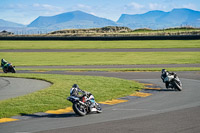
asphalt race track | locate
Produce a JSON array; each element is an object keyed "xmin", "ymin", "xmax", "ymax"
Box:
[
  {"xmin": 0, "ymin": 77, "xmax": 51, "ymax": 100},
  {"xmin": 0, "ymin": 70, "xmax": 200, "ymax": 133}
]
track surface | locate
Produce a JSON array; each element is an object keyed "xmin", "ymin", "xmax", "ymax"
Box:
[
  {"xmin": 38, "ymin": 106, "xmax": 200, "ymax": 133},
  {"xmin": 0, "ymin": 70, "xmax": 200, "ymax": 133},
  {"xmin": 0, "ymin": 77, "xmax": 51, "ymax": 100}
]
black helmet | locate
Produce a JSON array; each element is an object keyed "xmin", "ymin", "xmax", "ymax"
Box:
[
  {"xmin": 162, "ymin": 69, "xmax": 166, "ymax": 74},
  {"xmin": 72, "ymin": 84, "xmax": 79, "ymax": 88}
]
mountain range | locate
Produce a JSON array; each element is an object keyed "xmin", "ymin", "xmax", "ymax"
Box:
[
  {"xmin": 0, "ymin": 8, "xmax": 200, "ymax": 34},
  {"xmin": 0, "ymin": 19, "xmax": 25, "ymax": 28},
  {"xmin": 28, "ymin": 10, "xmax": 117, "ymax": 29},
  {"xmin": 117, "ymin": 8, "xmax": 200, "ymax": 29}
]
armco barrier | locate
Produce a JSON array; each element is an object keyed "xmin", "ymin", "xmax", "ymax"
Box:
[{"xmin": 0, "ymin": 35, "xmax": 200, "ymax": 40}]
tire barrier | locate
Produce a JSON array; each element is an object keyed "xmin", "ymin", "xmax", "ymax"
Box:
[{"xmin": 0, "ymin": 35, "xmax": 200, "ymax": 40}]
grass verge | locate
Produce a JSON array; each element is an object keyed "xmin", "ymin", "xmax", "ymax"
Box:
[
  {"xmin": 0, "ymin": 52, "xmax": 199, "ymax": 66},
  {"xmin": 15, "ymin": 67, "xmax": 200, "ymax": 72},
  {"xmin": 0, "ymin": 40, "xmax": 200, "ymax": 49},
  {"xmin": 0, "ymin": 73, "xmax": 143, "ymax": 118}
]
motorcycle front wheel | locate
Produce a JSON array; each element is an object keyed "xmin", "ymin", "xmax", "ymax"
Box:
[
  {"xmin": 11, "ymin": 67, "xmax": 16, "ymax": 73},
  {"xmin": 96, "ymin": 103, "xmax": 102, "ymax": 113},
  {"xmin": 73, "ymin": 102, "xmax": 87, "ymax": 116},
  {"xmin": 173, "ymin": 80, "xmax": 182, "ymax": 91}
]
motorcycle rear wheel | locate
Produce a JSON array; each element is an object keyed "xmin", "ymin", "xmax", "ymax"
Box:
[
  {"xmin": 73, "ymin": 102, "xmax": 87, "ymax": 116},
  {"xmin": 3, "ymin": 68, "xmax": 7, "ymax": 73}
]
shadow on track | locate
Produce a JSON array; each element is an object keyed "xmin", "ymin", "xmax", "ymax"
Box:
[
  {"xmin": 143, "ymin": 88, "xmax": 176, "ymax": 92},
  {"xmin": 20, "ymin": 112, "xmax": 77, "ymax": 119}
]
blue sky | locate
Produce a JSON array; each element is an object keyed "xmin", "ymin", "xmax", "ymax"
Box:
[{"xmin": 0, "ymin": 0, "xmax": 200, "ymax": 25}]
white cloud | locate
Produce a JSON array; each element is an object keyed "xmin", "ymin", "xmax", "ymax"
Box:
[
  {"xmin": 89, "ymin": 12, "xmax": 96, "ymax": 16},
  {"xmin": 164, "ymin": 3, "xmax": 198, "ymax": 12},
  {"xmin": 0, "ymin": 3, "xmax": 66, "ymax": 24},
  {"xmin": 120, "ymin": 2, "xmax": 146, "ymax": 14},
  {"xmin": 149, "ymin": 3, "xmax": 167, "ymax": 11},
  {"xmin": 129, "ymin": 2, "xmax": 144, "ymax": 10},
  {"xmin": 32, "ymin": 3, "xmax": 40, "ymax": 7},
  {"xmin": 76, "ymin": 4, "xmax": 91, "ymax": 10},
  {"xmin": 28, "ymin": 3, "xmax": 66, "ymax": 17},
  {"xmin": 182, "ymin": 3, "xmax": 197, "ymax": 10},
  {"xmin": 32, "ymin": 3, "xmax": 64, "ymax": 12},
  {"xmin": 149, "ymin": 3, "xmax": 159, "ymax": 10},
  {"xmin": 2, "ymin": 3, "xmax": 65, "ymax": 13}
]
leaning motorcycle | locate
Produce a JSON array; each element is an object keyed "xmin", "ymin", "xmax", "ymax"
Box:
[
  {"xmin": 67, "ymin": 92, "xmax": 102, "ymax": 116},
  {"xmin": 2, "ymin": 63, "xmax": 16, "ymax": 73},
  {"xmin": 162, "ymin": 73, "xmax": 182, "ymax": 91}
]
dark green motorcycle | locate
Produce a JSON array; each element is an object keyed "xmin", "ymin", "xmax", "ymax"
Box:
[{"xmin": 2, "ymin": 63, "xmax": 16, "ymax": 73}]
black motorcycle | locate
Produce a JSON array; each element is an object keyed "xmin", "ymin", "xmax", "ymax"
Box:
[
  {"xmin": 67, "ymin": 92, "xmax": 102, "ymax": 116},
  {"xmin": 2, "ymin": 63, "xmax": 16, "ymax": 73}
]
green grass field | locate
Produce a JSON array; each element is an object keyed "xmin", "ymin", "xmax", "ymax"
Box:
[
  {"xmin": 0, "ymin": 52, "xmax": 199, "ymax": 66},
  {"xmin": 0, "ymin": 40, "xmax": 200, "ymax": 49},
  {"xmin": 0, "ymin": 73, "xmax": 142, "ymax": 118},
  {"xmin": 16, "ymin": 67, "xmax": 200, "ymax": 72}
]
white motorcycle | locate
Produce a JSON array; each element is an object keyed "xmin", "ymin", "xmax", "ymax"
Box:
[
  {"xmin": 162, "ymin": 72, "xmax": 182, "ymax": 91},
  {"xmin": 67, "ymin": 92, "xmax": 102, "ymax": 116}
]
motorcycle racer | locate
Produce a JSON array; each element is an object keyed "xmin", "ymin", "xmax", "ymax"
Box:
[
  {"xmin": 1, "ymin": 59, "xmax": 9, "ymax": 70},
  {"xmin": 161, "ymin": 69, "xmax": 176, "ymax": 89},
  {"xmin": 70, "ymin": 84, "xmax": 98, "ymax": 111},
  {"xmin": 1, "ymin": 58, "xmax": 16, "ymax": 73},
  {"xmin": 70, "ymin": 84, "xmax": 85, "ymax": 97}
]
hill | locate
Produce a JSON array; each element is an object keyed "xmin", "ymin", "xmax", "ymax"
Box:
[
  {"xmin": 117, "ymin": 8, "xmax": 200, "ymax": 29},
  {"xmin": 49, "ymin": 26, "xmax": 132, "ymax": 34},
  {"xmin": 0, "ymin": 19, "xmax": 25, "ymax": 28},
  {"xmin": 28, "ymin": 10, "xmax": 117, "ymax": 30}
]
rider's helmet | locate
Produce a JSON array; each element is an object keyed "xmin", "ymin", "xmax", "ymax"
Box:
[
  {"xmin": 1, "ymin": 59, "xmax": 8, "ymax": 65},
  {"xmin": 1, "ymin": 59, "xmax": 7, "ymax": 63},
  {"xmin": 72, "ymin": 84, "xmax": 79, "ymax": 88},
  {"xmin": 162, "ymin": 69, "xmax": 167, "ymax": 74}
]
